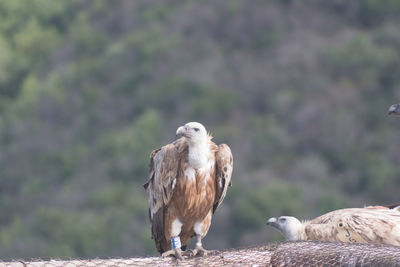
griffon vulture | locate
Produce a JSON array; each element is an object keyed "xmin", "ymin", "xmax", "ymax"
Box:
[
  {"xmin": 267, "ymin": 205, "xmax": 400, "ymax": 246},
  {"xmin": 143, "ymin": 122, "xmax": 233, "ymax": 259}
]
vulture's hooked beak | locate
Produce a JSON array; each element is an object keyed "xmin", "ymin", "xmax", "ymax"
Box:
[
  {"xmin": 176, "ymin": 126, "xmax": 187, "ymax": 138},
  {"xmin": 388, "ymin": 103, "xmax": 400, "ymax": 115},
  {"xmin": 266, "ymin": 217, "xmax": 278, "ymax": 227}
]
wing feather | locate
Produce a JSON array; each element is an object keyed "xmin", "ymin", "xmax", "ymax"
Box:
[
  {"xmin": 143, "ymin": 138, "xmax": 187, "ymax": 253},
  {"xmin": 305, "ymin": 208, "xmax": 400, "ymax": 246},
  {"xmin": 341, "ymin": 210, "xmax": 400, "ymax": 245},
  {"xmin": 213, "ymin": 143, "xmax": 233, "ymax": 213}
]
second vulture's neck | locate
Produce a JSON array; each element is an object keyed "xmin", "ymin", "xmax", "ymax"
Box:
[{"xmin": 187, "ymin": 140, "xmax": 209, "ymax": 169}]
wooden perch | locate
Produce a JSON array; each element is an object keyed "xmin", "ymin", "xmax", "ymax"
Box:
[{"xmin": 2, "ymin": 241, "xmax": 400, "ymax": 267}]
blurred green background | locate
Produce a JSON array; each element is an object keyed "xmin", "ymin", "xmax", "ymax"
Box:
[{"xmin": 1, "ymin": 0, "xmax": 400, "ymax": 260}]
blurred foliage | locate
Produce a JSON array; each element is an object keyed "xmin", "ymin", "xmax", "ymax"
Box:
[
  {"xmin": 231, "ymin": 181, "xmax": 304, "ymax": 231},
  {"xmin": 326, "ymin": 34, "xmax": 399, "ymax": 88},
  {"xmin": 0, "ymin": 0, "xmax": 400, "ymax": 260},
  {"xmin": 98, "ymin": 109, "xmax": 164, "ymax": 181}
]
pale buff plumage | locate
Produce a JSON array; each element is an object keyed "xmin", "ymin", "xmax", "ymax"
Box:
[
  {"xmin": 267, "ymin": 205, "xmax": 400, "ymax": 246},
  {"xmin": 143, "ymin": 122, "xmax": 233, "ymax": 259}
]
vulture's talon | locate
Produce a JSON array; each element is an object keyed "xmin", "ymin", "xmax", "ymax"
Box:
[
  {"xmin": 161, "ymin": 248, "xmax": 184, "ymax": 260},
  {"xmin": 191, "ymin": 247, "xmax": 219, "ymax": 257},
  {"xmin": 182, "ymin": 249, "xmax": 194, "ymax": 257}
]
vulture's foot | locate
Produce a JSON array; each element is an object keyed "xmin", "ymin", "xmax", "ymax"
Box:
[
  {"xmin": 161, "ymin": 248, "xmax": 184, "ymax": 260},
  {"xmin": 188, "ymin": 246, "xmax": 219, "ymax": 257}
]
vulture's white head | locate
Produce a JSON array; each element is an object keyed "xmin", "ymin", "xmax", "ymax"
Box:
[
  {"xmin": 267, "ymin": 216, "xmax": 303, "ymax": 241},
  {"xmin": 176, "ymin": 122, "xmax": 209, "ymax": 169},
  {"xmin": 176, "ymin": 122, "xmax": 208, "ymax": 146},
  {"xmin": 388, "ymin": 103, "xmax": 400, "ymax": 116}
]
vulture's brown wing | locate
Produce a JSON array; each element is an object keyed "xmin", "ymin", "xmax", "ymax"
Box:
[
  {"xmin": 213, "ymin": 143, "xmax": 233, "ymax": 213},
  {"xmin": 143, "ymin": 138, "xmax": 187, "ymax": 252},
  {"xmin": 305, "ymin": 208, "xmax": 400, "ymax": 246}
]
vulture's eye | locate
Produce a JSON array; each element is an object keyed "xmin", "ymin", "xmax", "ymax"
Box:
[
  {"xmin": 279, "ymin": 218, "xmax": 287, "ymax": 223},
  {"xmin": 194, "ymin": 128, "xmax": 199, "ymax": 132}
]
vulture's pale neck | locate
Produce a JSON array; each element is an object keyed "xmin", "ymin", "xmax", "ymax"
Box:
[
  {"xmin": 283, "ymin": 220, "xmax": 305, "ymax": 241},
  {"xmin": 288, "ymin": 227, "xmax": 304, "ymax": 241},
  {"xmin": 290, "ymin": 222, "xmax": 307, "ymax": 241},
  {"xmin": 187, "ymin": 139, "xmax": 209, "ymax": 169}
]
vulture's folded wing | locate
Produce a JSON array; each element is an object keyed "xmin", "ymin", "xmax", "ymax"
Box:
[
  {"xmin": 143, "ymin": 138, "xmax": 187, "ymax": 251},
  {"xmin": 306, "ymin": 209, "xmax": 400, "ymax": 246},
  {"xmin": 339, "ymin": 210, "xmax": 400, "ymax": 245},
  {"xmin": 213, "ymin": 143, "xmax": 233, "ymax": 213}
]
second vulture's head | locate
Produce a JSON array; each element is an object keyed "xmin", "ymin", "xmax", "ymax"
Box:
[
  {"xmin": 267, "ymin": 216, "xmax": 303, "ymax": 241},
  {"xmin": 388, "ymin": 103, "xmax": 400, "ymax": 115},
  {"xmin": 176, "ymin": 122, "xmax": 207, "ymax": 146}
]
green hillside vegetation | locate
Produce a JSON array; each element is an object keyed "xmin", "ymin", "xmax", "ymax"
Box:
[{"xmin": 1, "ymin": 0, "xmax": 400, "ymax": 259}]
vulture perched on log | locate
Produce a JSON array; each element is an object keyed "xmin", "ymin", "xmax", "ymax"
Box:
[
  {"xmin": 143, "ymin": 122, "xmax": 233, "ymax": 259},
  {"xmin": 267, "ymin": 204, "xmax": 400, "ymax": 246}
]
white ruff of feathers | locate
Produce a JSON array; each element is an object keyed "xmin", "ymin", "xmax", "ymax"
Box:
[{"xmin": 187, "ymin": 138, "xmax": 209, "ymax": 169}]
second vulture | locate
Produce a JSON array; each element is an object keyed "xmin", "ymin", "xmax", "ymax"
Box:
[{"xmin": 267, "ymin": 205, "xmax": 400, "ymax": 246}]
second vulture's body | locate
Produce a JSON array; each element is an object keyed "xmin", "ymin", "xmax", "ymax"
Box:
[
  {"xmin": 267, "ymin": 205, "xmax": 400, "ymax": 246},
  {"xmin": 144, "ymin": 122, "xmax": 233, "ymax": 259}
]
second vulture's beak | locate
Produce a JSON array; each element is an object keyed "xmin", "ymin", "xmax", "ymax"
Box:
[
  {"xmin": 388, "ymin": 104, "xmax": 400, "ymax": 115},
  {"xmin": 176, "ymin": 126, "xmax": 187, "ymax": 138},
  {"xmin": 266, "ymin": 217, "xmax": 278, "ymax": 227}
]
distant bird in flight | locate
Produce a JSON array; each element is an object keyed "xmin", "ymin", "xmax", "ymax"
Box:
[
  {"xmin": 388, "ymin": 103, "xmax": 400, "ymax": 115},
  {"xmin": 143, "ymin": 122, "xmax": 233, "ymax": 259},
  {"xmin": 267, "ymin": 205, "xmax": 400, "ymax": 246}
]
